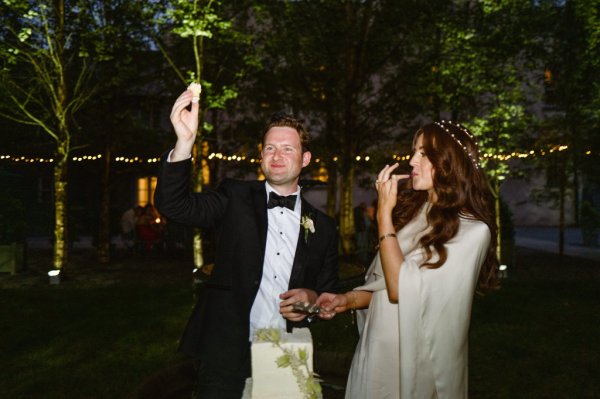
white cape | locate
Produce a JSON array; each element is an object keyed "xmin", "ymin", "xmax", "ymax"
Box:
[{"xmin": 345, "ymin": 206, "xmax": 490, "ymax": 399}]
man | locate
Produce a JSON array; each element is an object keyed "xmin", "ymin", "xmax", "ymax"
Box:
[{"xmin": 154, "ymin": 87, "xmax": 339, "ymax": 398}]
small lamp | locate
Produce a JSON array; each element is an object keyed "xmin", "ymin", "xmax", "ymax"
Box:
[
  {"xmin": 498, "ymin": 264, "xmax": 508, "ymax": 279},
  {"xmin": 48, "ymin": 269, "xmax": 61, "ymax": 285},
  {"xmin": 192, "ymin": 267, "xmax": 204, "ymax": 285}
]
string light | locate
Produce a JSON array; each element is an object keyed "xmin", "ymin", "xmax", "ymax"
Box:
[
  {"xmin": 392, "ymin": 154, "xmax": 411, "ymax": 161},
  {"xmin": 0, "ymin": 145, "xmax": 593, "ymax": 165}
]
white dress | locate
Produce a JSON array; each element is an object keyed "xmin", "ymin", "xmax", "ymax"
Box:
[{"xmin": 345, "ymin": 205, "xmax": 491, "ymax": 399}]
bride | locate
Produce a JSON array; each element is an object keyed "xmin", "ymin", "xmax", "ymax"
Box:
[{"xmin": 317, "ymin": 121, "xmax": 499, "ymax": 399}]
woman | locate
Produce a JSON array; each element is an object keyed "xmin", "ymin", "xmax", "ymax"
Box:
[{"xmin": 317, "ymin": 121, "xmax": 499, "ymax": 399}]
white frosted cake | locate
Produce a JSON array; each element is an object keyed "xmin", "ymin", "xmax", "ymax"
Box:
[{"xmin": 242, "ymin": 328, "xmax": 319, "ymax": 399}]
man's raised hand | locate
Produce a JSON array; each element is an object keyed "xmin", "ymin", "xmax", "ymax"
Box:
[{"xmin": 169, "ymin": 88, "xmax": 200, "ymax": 161}]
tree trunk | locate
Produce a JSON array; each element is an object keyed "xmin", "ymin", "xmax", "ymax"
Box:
[
  {"xmin": 573, "ymin": 153, "xmax": 580, "ymax": 226},
  {"xmin": 558, "ymin": 154, "xmax": 566, "ymax": 257},
  {"xmin": 53, "ymin": 151, "xmax": 68, "ymax": 269},
  {"xmin": 191, "ymin": 28, "xmax": 206, "ymax": 269},
  {"xmin": 339, "ymin": 164, "xmax": 355, "ymax": 254},
  {"xmin": 52, "ymin": 0, "xmax": 69, "ymax": 271},
  {"xmin": 494, "ymin": 179, "xmax": 502, "ymax": 265},
  {"xmin": 97, "ymin": 145, "xmax": 111, "ymax": 263},
  {"xmin": 192, "ymin": 139, "xmax": 205, "ymax": 269},
  {"xmin": 326, "ymin": 163, "xmax": 338, "ymax": 219}
]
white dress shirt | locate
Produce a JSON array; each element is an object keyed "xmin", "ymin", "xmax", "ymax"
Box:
[{"xmin": 249, "ymin": 182, "xmax": 301, "ymax": 339}]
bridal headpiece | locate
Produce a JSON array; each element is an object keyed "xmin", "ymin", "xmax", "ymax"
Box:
[{"xmin": 434, "ymin": 120, "xmax": 481, "ymax": 169}]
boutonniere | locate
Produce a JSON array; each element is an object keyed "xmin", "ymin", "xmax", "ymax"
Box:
[{"xmin": 301, "ymin": 214, "xmax": 315, "ymax": 243}]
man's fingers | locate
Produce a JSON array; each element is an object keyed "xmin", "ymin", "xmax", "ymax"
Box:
[
  {"xmin": 170, "ymin": 91, "xmax": 193, "ymax": 120},
  {"xmin": 190, "ymin": 101, "xmax": 199, "ymax": 114}
]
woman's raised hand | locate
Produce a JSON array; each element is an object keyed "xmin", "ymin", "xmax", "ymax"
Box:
[{"xmin": 375, "ymin": 163, "xmax": 409, "ymax": 217}]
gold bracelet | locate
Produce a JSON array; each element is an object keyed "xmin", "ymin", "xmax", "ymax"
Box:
[
  {"xmin": 347, "ymin": 291, "xmax": 357, "ymax": 310},
  {"xmin": 378, "ymin": 233, "xmax": 397, "ymax": 243},
  {"xmin": 347, "ymin": 291, "xmax": 357, "ymax": 325}
]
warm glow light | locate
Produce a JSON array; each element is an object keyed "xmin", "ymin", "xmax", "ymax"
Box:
[
  {"xmin": 0, "ymin": 141, "xmax": 596, "ymax": 167},
  {"xmin": 137, "ymin": 178, "xmax": 149, "ymax": 206}
]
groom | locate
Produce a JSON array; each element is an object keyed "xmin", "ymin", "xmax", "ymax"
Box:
[{"xmin": 154, "ymin": 87, "xmax": 339, "ymax": 399}]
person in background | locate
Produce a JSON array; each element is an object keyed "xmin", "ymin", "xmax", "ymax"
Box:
[
  {"xmin": 135, "ymin": 204, "xmax": 163, "ymax": 252},
  {"xmin": 120, "ymin": 205, "xmax": 138, "ymax": 252},
  {"xmin": 154, "ymin": 86, "xmax": 339, "ymax": 399},
  {"xmin": 354, "ymin": 202, "xmax": 371, "ymax": 264},
  {"xmin": 317, "ymin": 121, "xmax": 499, "ymax": 399}
]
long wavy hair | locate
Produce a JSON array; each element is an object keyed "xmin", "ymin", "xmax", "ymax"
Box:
[{"xmin": 393, "ymin": 121, "xmax": 499, "ymax": 293}]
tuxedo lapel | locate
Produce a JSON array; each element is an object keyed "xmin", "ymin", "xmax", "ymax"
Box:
[
  {"xmin": 288, "ymin": 197, "xmax": 314, "ymax": 288},
  {"xmin": 251, "ymin": 182, "xmax": 268, "ymax": 254}
]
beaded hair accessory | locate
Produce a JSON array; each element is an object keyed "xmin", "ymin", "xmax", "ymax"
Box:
[{"xmin": 434, "ymin": 120, "xmax": 481, "ymax": 169}]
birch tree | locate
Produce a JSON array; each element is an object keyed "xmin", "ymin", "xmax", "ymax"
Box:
[{"xmin": 0, "ymin": 0, "xmax": 94, "ymax": 271}]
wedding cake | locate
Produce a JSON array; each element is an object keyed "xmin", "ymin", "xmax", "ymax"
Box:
[{"xmin": 242, "ymin": 328, "xmax": 319, "ymax": 399}]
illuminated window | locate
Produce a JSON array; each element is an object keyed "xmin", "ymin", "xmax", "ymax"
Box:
[
  {"xmin": 544, "ymin": 66, "xmax": 552, "ymax": 84},
  {"xmin": 313, "ymin": 165, "xmax": 328, "ymax": 182},
  {"xmin": 137, "ymin": 176, "xmax": 157, "ymax": 206}
]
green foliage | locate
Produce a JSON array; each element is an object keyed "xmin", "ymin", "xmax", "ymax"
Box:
[
  {"xmin": 150, "ymin": 0, "xmax": 255, "ymax": 120},
  {"xmin": 166, "ymin": 0, "xmax": 232, "ymax": 39},
  {"xmin": 200, "ymin": 80, "xmax": 238, "ymax": 110},
  {"xmin": 0, "ymin": 0, "xmax": 103, "ymax": 269},
  {"xmin": 0, "ymin": 0, "xmax": 95, "ymax": 140},
  {"xmin": 74, "ymin": 9, "xmax": 171, "ymax": 157},
  {"xmin": 255, "ymin": 327, "xmax": 322, "ymax": 399},
  {"xmin": 540, "ymin": 0, "xmax": 600, "ymax": 187},
  {"xmin": 429, "ymin": 1, "xmax": 540, "ymax": 181},
  {"xmin": 469, "ymin": 100, "xmax": 531, "ymax": 181}
]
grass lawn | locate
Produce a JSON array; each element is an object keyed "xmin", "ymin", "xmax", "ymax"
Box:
[
  {"xmin": 469, "ymin": 248, "xmax": 600, "ymax": 398},
  {"xmin": 1, "ymin": 247, "xmax": 599, "ymax": 398},
  {"xmin": 0, "ymin": 283, "xmax": 191, "ymax": 398},
  {"xmin": 470, "ymin": 279, "xmax": 600, "ymax": 398}
]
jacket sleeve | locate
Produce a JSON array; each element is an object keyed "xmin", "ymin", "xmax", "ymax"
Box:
[{"xmin": 154, "ymin": 155, "xmax": 229, "ymax": 228}]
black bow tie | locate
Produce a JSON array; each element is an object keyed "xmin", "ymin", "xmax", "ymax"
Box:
[{"xmin": 267, "ymin": 192, "xmax": 297, "ymax": 210}]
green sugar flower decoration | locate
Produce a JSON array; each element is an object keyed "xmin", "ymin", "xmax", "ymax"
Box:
[{"xmin": 255, "ymin": 328, "xmax": 322, "ymax": 399}]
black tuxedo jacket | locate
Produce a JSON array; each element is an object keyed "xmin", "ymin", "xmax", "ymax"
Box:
[{"xmin": 154, "ymin": 157, "xmax": 339, "ymax": 362}]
